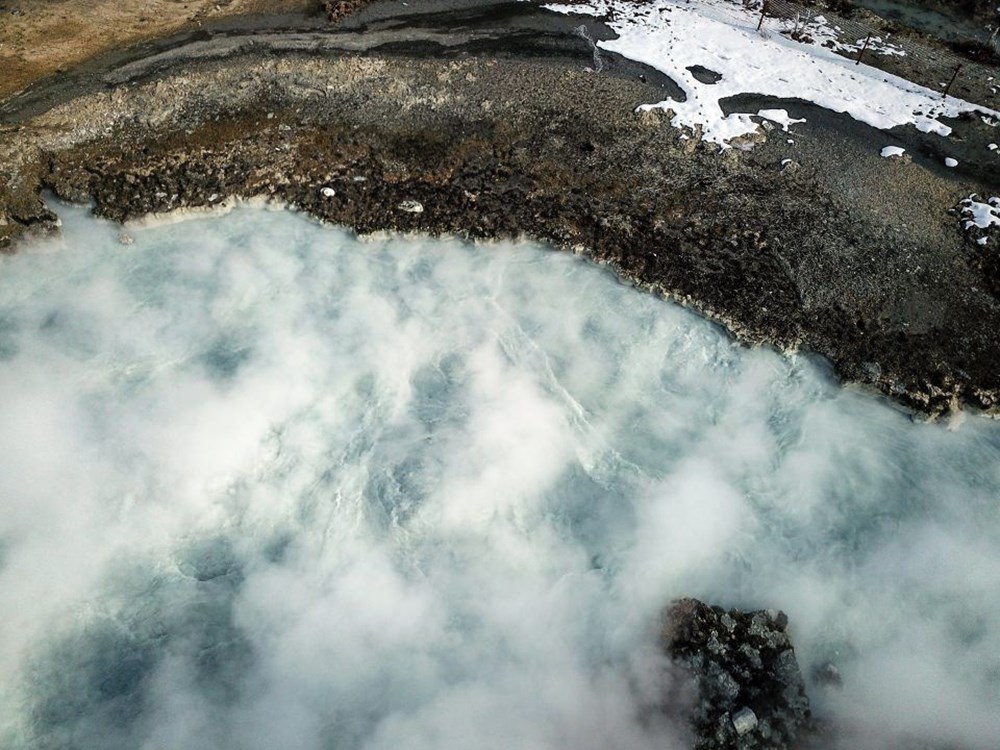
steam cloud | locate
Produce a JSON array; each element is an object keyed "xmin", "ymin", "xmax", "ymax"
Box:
[{"xmin": 0, "ymin": 205, "xmax": 998, "ymax": 749}]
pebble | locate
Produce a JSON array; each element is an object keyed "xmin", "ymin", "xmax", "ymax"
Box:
[
  {"xmin": 320, "ymin": 187, "xmax": 336, "ymax": 198},
  {"xmin": 397, "ymin": 199, "xmax": 424, "ymax": 214}
]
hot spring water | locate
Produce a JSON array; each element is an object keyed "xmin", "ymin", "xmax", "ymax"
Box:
[{"xmin": 0, "ymin": 205, "xmax": 997, "ymax": 749}]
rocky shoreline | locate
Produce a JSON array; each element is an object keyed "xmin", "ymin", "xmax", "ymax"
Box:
[
  {"xmin": 1, "ymin": 1, "xmax": 999, "ymax": 418},
  {"xmin": 1, "ymin": 4, "xmax": 998, "ymax": 748}
]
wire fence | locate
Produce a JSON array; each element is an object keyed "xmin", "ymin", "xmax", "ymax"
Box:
[
  {"xmin": 564, "ymin": 0, "xmax": 999, "ymax": 110},
  {"xmin": 743, "ymin": 0, "xmax": 1000, "ymax": 111}
]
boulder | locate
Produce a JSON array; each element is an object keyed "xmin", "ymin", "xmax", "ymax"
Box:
[{"xmin": 662, "ymin": 598, "xmax": 811, "ymax": 749}]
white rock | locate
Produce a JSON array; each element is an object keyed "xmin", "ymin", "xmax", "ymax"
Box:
[
  {"xmin": 880, "ymin": 146, "xmax": 905, "ymax": 158},
  {"xmin": 945, "ymin": 157, "xmax": 958, "ymax": 168},
  {"xmin": 320, "ymin": 187, "xmax": 336, "ymax": 198},
  {"xmin": 398, "ymin": 200, "xmax": 424, "ymax": 214},
  {"xmin": 732, "ymin": 707, "xmax": 758, "ymax": 736}
]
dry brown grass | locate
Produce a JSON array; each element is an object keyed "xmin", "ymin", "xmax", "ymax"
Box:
[{"xmin": 0, "ymin": 0, "xmax": 315, "ymax": 100}]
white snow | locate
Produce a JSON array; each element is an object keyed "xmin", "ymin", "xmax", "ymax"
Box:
[
  {"xmin": 915, "ymin": 119, "xmax": 953, "ymax": 136},
  {"xmin": 320, "ymin": 187, "xmax": 336, "ymax": 198},
  {"xmin": 881, "ymin": 146, "xmax": 906, "ymax": 158},
  {"xmin": 960, "ymin": 196, "xmax": 1000, "ymax": 231},
  {"xmin": 945, "ymin": 157, "xmax": 958, "ymax": 168},
  {"xmin": 802, "ymin": 16, "xmax": 905, "ymax": 58},
  {"xmin": 757, "ymin": 108, "xmax": 806, "ymax": 132},
  {"xmin": 539, "ymin": 0, "xmax": 999, "ymax": 147},
  {"xmin": 989, "ymin": 143, "xmax": 998, "ymax": 151}
]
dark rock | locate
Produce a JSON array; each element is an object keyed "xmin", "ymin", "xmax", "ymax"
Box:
[
  {"xmin": 662, "ymin": 598, "xmax": 811, "ymax": 750},
  {"xmin": 687, "ymin": 65, "xmax": 724, "ymax": 85},
  {"xmin": 811, "ymin": 661, "xmax": 843, "ymax": 689}
]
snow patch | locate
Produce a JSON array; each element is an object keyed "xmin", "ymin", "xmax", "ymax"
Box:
[
  {"xmin": 915, "ymin": 119, "xmax": 953, "ymax": 136},
  {"xmin": 880, "ymin": 146, "xmax": 906, "ymax": 158},
  {"xmin": 960, "ymin": 196, "xmax": 1000, "ymax": 231},
  {"xmin": 757, "ymin": 108, "xmax": 806, "ymax": 132},
  {"xmin": 540, "ymin": 0, "xmax": 998, "ymax": 147},
  {"xmin": 959, "ymin": 195, "xmax": 999, "ymax": 248}
]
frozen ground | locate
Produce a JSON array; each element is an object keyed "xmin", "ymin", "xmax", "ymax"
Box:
[
  {"xmin": 0, "ymin": 207, "xmax": 999, "ymax": 749},
  {"xmin": 540, "ymin": 0, "xmax": 1000, "ymax": 146}
]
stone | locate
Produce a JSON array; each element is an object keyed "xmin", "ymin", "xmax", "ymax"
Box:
[
  {"xmin": 662, "ymin": 598, "xmax": 811, "ymax": 749},
  {"xmin": 397, "ymin": 199, "xmax": 424, "ymax": 214},
  {"xmin": 812, "ymin": 661, "xmax": 842, "ymax": 688},
  {"xmin": 732, "ymin": 706, "xmax": 758, "ymax": 736}
]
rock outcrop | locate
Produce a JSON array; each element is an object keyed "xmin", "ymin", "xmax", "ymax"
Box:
[{"xmin": 662, "ymin": 599, "xmax": 811, "ymax": 750}]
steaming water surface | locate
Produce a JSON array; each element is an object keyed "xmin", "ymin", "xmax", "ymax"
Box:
[{"xmin": 0, "ymin": 206, "xmax": 998, "ymax": 749}]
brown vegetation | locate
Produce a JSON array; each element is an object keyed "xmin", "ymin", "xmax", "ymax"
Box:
[{"xmin": 0, "ymin": 0, "xmax": 314, "ymax": 101}]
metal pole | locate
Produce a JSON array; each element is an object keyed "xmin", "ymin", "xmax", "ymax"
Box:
[
  {"xmin": 856, "ymin": 33, "xmax": 872, "ymax": 65},
  {"xmin": 757, "ymin": 0, "xmax": 769, "ymax": 32},
  {"xmin": 942, "ymin": 63, "xmax": 962, "ymax": 99}
]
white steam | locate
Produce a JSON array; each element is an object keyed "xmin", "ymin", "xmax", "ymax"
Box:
[{"xmin": 0, "ymin": 206, "xmax": 998, "ymax": 750}]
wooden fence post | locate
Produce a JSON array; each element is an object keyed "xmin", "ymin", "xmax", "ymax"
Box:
[
  {"xmin": 757, "ymin": 0, "xmax": 769, "ymax": 32},
  {"xmin": 856, "ymin": 33, "xmax": 872, "ymax": 65},
  {"xmin": 942, "ymin": 63, "xmax": 962, "ymax": 99}
]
